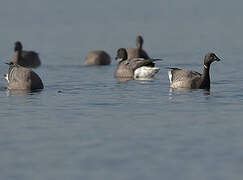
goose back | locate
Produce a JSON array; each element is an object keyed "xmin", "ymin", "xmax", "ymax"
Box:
[
  {"xmin": 11, "ymin": 41, "xmax": 41, "ymax": 68},
  {"xmin": 84, "ymin": 50, "xmax": 111, "ymax": 66},
  {"xmin": 6, "ymin": 64, "xmax": 44, "ymax": 90},
  {"xmin": 115, "ymin": 58, "xmax": 160, "ymax": 78},
  {"xmin": 168, "ymin": 68, "xmax": 202, "ymax": 88},
  {"xmin": 126, "ymin": 35, "xmax": 150, "ymax": 59},
  {"xmin": 126, "ymin": 48, "xmax": 150, "ymax": 59}
]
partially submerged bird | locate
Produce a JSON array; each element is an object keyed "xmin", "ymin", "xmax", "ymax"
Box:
[
  {"xmin": 126, "ymin": 35, "xmax": 150, "ymax": 59},
  {"xmin": 84, "ymin": 50, "xmax": 111, "ymax": 66},
  {"xmin": 114, "ymin": 48, "xmax": 162, "ymax": 80},
  {"xmin": 4, "ymin": 62, "xmax": 44, "ymax": 90},
  {"xmin": 10, "ymin": 41, "xmax": 41, "ymax": 68},
  {"xmin": 168, "ymin": 53, "xmax": 221, "ymax": 89}
]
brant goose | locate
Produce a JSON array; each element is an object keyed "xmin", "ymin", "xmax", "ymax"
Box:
[
  {"xmin": 126, "ymin": 35, "xmax": 150, "ymax": 59},
  {"xmin": 4, "ymin": 62, "xmax": 44, "ymax": 90},
  {"xmin": 10, "ymin": 41, "xmax": 41, "ymax": 68},
  {"xmin": 114, "ymin": 48, "xmax": 162, "ymax": 79},
  {"xmin": 168, "ymin": 53, "xmax": 220, "ymax": 89},
  {"xmin": 84, "ymin": 50, "xmax": 111, "ymax": 66}
]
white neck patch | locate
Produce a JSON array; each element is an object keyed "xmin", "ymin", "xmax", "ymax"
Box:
[{"xmin": 117, "ymin": 58, "xmax": 124, "ymax": 63}]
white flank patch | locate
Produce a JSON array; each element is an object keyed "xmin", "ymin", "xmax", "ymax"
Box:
[
  {"xmin": 4, "ymin": 73, "xmax": 9, "ymax": 83},
  {"xmin": 168, "ymin": 70, "xmax": 172, "ymax": 84},
  {"xmin": 134, "ymin": 66, "xmax": 160, "ymax": 79},
  {"xmin": 117, "ymin": 58, "xmax": 123, "ymax": 63}
]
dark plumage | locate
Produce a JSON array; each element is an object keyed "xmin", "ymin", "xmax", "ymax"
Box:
[
  {"xmin": 114, "ymin": 48, "xmax": 161, "ymax": 79},
  {"xmin": 10, "ymin": 41, "xmax": 41, "ymax": 68},
  {"xmin": 168, "ymin": 53, "xmax": 221, "ymax": 89},
  {"xmin": 126, "ymin": 35, "xmax": 150, "ymax": 59},
  {"xmin": 4, "ymin": 62, "xmax": 44, "ymax": 90}
]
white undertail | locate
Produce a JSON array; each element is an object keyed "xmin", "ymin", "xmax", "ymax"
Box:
[
  {"xmin": 134, "ymin": 66, "xmax": 160, "ymax": 79},
  {"xmin": 168, "ymin": 70, "xmax": 172, "ymax": 84},
  {"xmin": 4, "ymin": 73, "xmax": 9, "ymax": 83}
]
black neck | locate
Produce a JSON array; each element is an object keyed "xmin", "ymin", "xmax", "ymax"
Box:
[
  {"xmin": 199, "ymin": 64, "xmax": 211, "ymax": 89},
  {"xmin": 15, "ymin": 50, "xmax": 22, "ymax": 64},
  {"xmin": 136, "ymin": 43, "xmax": 142, "ymax": 50}
]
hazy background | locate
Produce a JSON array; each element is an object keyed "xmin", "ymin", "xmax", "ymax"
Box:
[{"xmin": 0, "ymin": 0, "xmax": 243, "ymax": 61}]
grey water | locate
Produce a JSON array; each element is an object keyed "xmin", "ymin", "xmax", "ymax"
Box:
[{"xmin": 0, "ymin": 0, "xmax": 243, "ymax": 179}]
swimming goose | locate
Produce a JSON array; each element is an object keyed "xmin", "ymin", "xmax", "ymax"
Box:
[
  {"xmin": 84, "ymin": 50, "xmax": 111, "ymax": 66},
  {"xmin": 114, "ymin": 48, "xmax": 161, "ymax": 79},
  {"xmin": 4, "ymin": 62, "xmax": 44, "ymax": 90},
  {"xmin": 126, "ymin": 35, "xmax": 150, "ymax": 59},
  {"xmin": 168, "ymin": 53, "xmax": 221, "ymax": 89},
  {"xmin": 10, "ymin": 41, "xmax": 41, "ymax": 68}
]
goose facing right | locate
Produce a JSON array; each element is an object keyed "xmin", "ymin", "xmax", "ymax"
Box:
[
  {"xmin": 10, "ymin": 41, "xmax": 41, "ymax": 68},
  {"xmin": 168, "ymin": 53, "xmax": 221, "ymax": 89},
  {"xmin": 114, "ymin": 48, "xmax": 161, "ymax": 79},
  {"xmin": 4, "ymin": 62, "xmax": 44, "ymax": 90}
]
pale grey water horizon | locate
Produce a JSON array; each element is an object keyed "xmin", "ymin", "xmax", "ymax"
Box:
[{"xmin": 1, "ymin": 0, "xmax": 243, "ymax": 180}]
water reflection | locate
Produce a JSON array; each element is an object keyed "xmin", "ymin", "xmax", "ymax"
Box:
[
  {"xmin": 6, "ymin": 89, "xmax": 43, "ymax": 96},
  {"xmin": 115, "ymin": 77, "xmax": 157, "ymax": 83},
  {"xmin": 168, "ymin": 88, "xmax": 211, "ymax": 101},
  {"xmin": 115, "ymin": 77, "xmax": 133, "ymax": 83},
  {"xmin": 169, "ymin": 88, "xmax": 210, "ymax": 94},
  {"xmin": 203, "ymin": 89, "xmax": 210, "ymax": 96}
]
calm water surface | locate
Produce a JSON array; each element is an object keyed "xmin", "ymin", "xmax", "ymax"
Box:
[{"xmin": 0, "ymin": 0, "xmax": 243, "ymax": 180}]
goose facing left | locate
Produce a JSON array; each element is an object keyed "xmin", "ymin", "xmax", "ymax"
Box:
[
  {"xmin": 10, "ymin": 41, "xmax": 41, "ymax": 68},
  {"xmin": 114, "ymin": 48, "xmax": 162, "ymax": 79}
]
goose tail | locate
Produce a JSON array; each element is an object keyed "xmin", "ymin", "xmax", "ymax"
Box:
[
  {"xmin": 168, "ymin": 70, "xmax": 173, "ymax": 84},
  {"xmin": 134, "ymin": 66, "xmax": 160, "ymax": 79}
]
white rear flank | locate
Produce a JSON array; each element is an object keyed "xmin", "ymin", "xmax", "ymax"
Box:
[
  {"xmin": 134, "ymin": 66, "xmax": 160, "ymax": 79},
  {"xmin": 168, "ymin": 70, "xmax": 172, "ymax": 84},
  {"xmin": 4, "ymin": 73, "xmax": 9, "ymax": 83}
]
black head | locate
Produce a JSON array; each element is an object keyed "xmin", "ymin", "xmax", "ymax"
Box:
[
  {"xmin": 204, "ymin": 52, "xmax": 220, "ymax": 66},
  {"xmin": 5, "ymin": 62, "xmax": 16, "ymax": 75},
  {"xmin": 136, "ymin": 35, "xmax": 144, "ymax": 49},
  {"xmin": 5, "ymin": 62, "xmax": 14, "ymax": 66},
  {"xmin": 115, "ymin": 48, "xmax": 128, "ymax": 61},
  {"xmin": 14, "ymin": 41, "xmax": 23, "ymax": 52}
]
